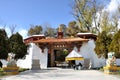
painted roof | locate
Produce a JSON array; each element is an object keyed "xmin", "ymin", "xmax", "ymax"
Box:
[
  {"xmin": 77, "ymin": 33, "xmax": 97, "ymax": 40},
  {"xmin": 24, "ymin": 34, "xmax": 45, "ymax": 41},
  {"xmin": 33, "ymin": 37, "xmax": 88, "ymax": 43},
  {"xmin": 77, "ymin": 33, "xmax": 93, "ymax": 35}
]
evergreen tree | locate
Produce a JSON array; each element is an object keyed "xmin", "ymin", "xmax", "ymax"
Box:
[
  {"xmin": 0, "ymin": 29, "xmax": 9, "ymax": 59},
  {"xmin": 9, "ymin": 32, "xmax": 28, "ymax": 60}
]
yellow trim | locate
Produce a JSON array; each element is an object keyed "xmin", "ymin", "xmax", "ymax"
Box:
[
  {"xmin": 3, "ymin": 67, "xmax": 19, "ymax": 75},
  {"xmin": 65, "ymin": 57, "xmax": 84, "ymax": 61}
]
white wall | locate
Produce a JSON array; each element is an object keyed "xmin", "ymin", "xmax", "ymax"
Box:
[
  {"xmin": 30, "ymin": 43, "xmax": 48, "ymax": 69},
  {"xmin": 17, "ymin": 45, "xmax": 32, "ymax": 68},
  {"xmin": 79, "ymin": 39, "xmax": 103, "ymax": 68},
  {"xmin": 39, "ymin": 48, "xmax": 48, "ymax": 69},
  {"xmin": 17, "ymin": 43, "xmax": 48, "ymax": 69},
  {"xmin": 1, "ymin": 42, "xmax": 120, "ymax": 69}
]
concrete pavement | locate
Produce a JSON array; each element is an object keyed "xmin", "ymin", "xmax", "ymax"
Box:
[{"xmin": 1, "ymin": 68, "xmax": 120, "ymax": 80}]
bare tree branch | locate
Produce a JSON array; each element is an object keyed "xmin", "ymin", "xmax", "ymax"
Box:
[{"xmin": 9, "ymin": 24, "xmax": 17, "ymax": 35}]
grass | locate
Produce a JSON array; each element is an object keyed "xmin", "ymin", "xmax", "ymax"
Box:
[
  {"xmin": 99, "ymin": 68, "xmax": 104, "ymax": 71},
  {"xmin": 0, "ymin": 68, "xmax": 6, "ymax": 76},
  {"xmin": 19, "ymin": 68, "xmax": 29, "ymax": 72}
]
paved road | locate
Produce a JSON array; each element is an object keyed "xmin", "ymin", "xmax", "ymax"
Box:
[{"xmin": 1, "ymin": 68, "xmax": 120, "ymax": 80}]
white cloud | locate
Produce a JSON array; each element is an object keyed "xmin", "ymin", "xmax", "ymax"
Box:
[
  {"xmin": 18, "ymin": 29, "xmax": 28, "ymax": 39},
  {"xmin": 5, "ymin": 27, "xmax": 11, "ymax": 37},
  {"xmin": 106, "ymin": 0, "xmax": 120, "ymax": 13},
  {"xmin": 104, "ymin": 0, "xmax": 120, "ymax": 29}
]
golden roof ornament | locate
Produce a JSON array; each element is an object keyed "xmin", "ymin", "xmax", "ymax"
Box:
[{"xmin": 58, "ymin": 26, "xmax": 62, "ymax": 32}]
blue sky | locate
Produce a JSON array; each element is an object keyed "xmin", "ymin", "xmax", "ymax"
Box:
[
  {"xmin": 0, "ymin": 0, "xmax": 74, "ymax": 29},
  {"xmin": 0, "ymin": 0, "xmax": 119, "ymax": 38}
]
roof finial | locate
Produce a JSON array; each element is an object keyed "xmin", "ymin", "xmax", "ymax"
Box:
[
  {"xmin": 58, "ymin": 26, "xmax": 62, "ymax": 32},
  {"xmin": 58, "ymin": 26, "xmax": 63, "ymax": 39}
]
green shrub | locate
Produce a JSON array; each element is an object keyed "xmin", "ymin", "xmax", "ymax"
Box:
[{"xmin": 19, "ymin": 68, "xmax": 29, "ymax": 72}]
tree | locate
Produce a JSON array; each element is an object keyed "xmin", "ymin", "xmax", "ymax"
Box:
[
  {"xmin": 109, "ymin": 30, "xmax": 120, "ymax": 58},
  {"xmin": 0, "ymin": 29, "xmax": 9, "ymax": 59},
  {"xmin": 99, "ymin": 11, "xmax": 119, "ymax": 33},
  {"xmin": 94, "ymin": 12, "xmax": 119, "ymax": 58},
  {"xmin": 94, "ymin": 31, "xmax": 112, "ymax": 58},
  {"xmin": 9, "ymin": 32, "xmax": 27, "ymax": 60},
  {"xmin": 44, "ymin": 27, "xmax": 56, "ymax": 38},
  {"xmin": 72, "ymin": 0, "xmax": 100, "ymax": 32},
  {"xmin": 111, "ymin": 15, "xmax": 119, "ymax": 32},
  {"xmin": 66, "ymin": 21, "xmax": 79, "ymax": 37},
  {"xmin": 28, "ymin": 25, "xmax": 43, "ymax": 36}
]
